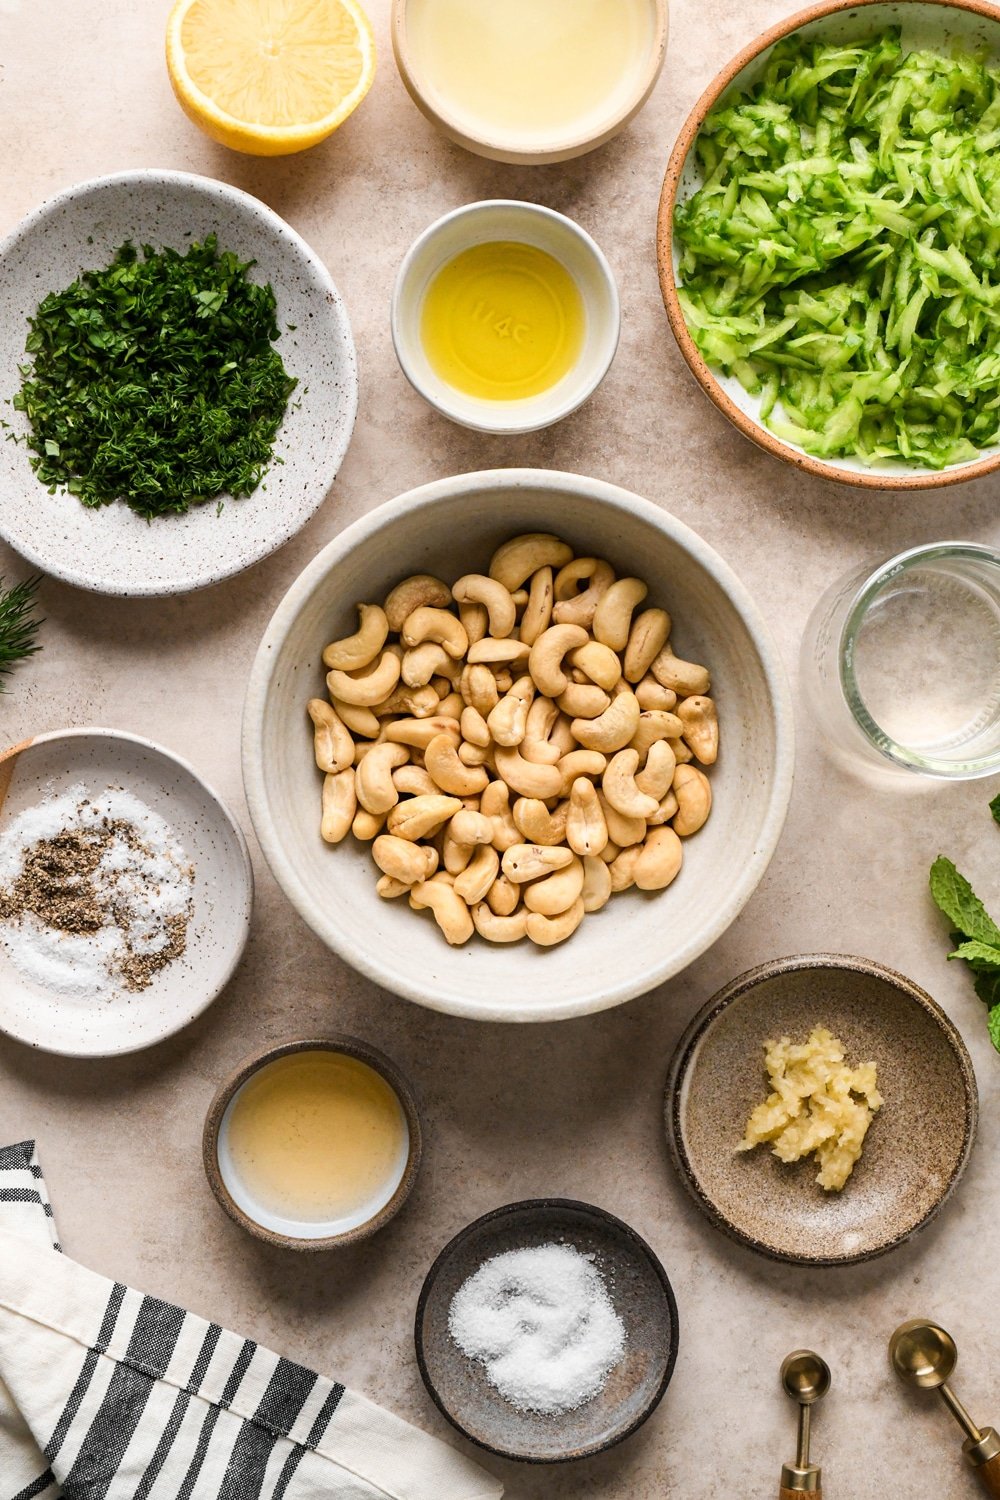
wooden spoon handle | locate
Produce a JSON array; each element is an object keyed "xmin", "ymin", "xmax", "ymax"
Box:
[
  {"xmin": 780, "ymin": 1489, "xmax": 821, "ymax": 1499},
  {"xmin": 976, "ymin": 1453, "xmax": 1000, "ymax": 1497}
]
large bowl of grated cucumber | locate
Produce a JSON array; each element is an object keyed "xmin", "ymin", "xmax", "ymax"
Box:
[{"xmin": 657, "ymin": 0, "xmax": 1000, "ymax": 489}]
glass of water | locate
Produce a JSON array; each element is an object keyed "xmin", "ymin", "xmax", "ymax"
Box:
[{"xmin": 800, "ymin": 542, "xmax": 1000, "ymax": 779}]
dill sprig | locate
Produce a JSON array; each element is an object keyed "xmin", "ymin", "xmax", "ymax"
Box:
[
  {"xmin": 0, "ymin": 574, "xmax": 42, "ymax": 689},
  {"xmin": 12, "ymin": 236, "xmax": 297, "ymax": 521}
]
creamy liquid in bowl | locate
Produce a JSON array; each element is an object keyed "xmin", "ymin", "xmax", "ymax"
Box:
[
  {"xmin": 404, "ymin": 0, "xmax": 658, "ymax": 149},
  {"xmin": 221, "ymin": 1050, "xmax": 409, "ymax": 1235}
]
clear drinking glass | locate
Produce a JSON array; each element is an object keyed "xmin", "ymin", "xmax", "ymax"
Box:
[{"xmin": 800, "ymin": 542, "xmax": 1000, "ymax": 779}]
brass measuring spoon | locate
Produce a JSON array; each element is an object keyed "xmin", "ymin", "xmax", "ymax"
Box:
[
  {"xmin": 890, "ymin": 1320, "xmax": 1000, "ymax": 1495},
  {"xmin": 780, "ymin": 1351, "xmax": 831, "ymax": 1498}
]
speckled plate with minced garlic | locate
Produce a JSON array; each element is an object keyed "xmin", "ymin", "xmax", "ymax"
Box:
[{"xmin": 664, "ymin": 954, "xmax": 978, "ymax": 1267}]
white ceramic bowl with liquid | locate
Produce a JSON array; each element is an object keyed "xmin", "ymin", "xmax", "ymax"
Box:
[
  {"xmin": 242, "ymin": 469, "xmax": 795, "ymax": 1023},
  {"xmin": 391, "ymin": 200, "xmax": 621, "ymax": 435}
]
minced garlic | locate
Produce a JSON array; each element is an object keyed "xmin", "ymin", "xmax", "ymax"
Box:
[{"xmin": 737, "ymin": 1027, "xmax": 882, "ymax": 1191}]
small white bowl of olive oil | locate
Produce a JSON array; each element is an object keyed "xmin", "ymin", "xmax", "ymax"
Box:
[
  {"xmin": 392, "ymin": 200, "xmax": 620, "ymax": 434},
  {"xmin": 204, "ymin": 1036, "xmax": 421, "ymax": 1250}
]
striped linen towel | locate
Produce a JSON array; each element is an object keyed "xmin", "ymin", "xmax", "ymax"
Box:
[{"xmin": 0, "ymin": 1142, "xmax": 502, "ymax": 1500}]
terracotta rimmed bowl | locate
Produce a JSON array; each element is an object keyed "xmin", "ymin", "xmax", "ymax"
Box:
[
  {"xmin": 203, "ymin": 1036, "xmax": 422, "ymax": 1250},
  {"xmin": 241, "ymin": 468, "xmax": 795, "ymax": 1022},
  {"xmin": 415, "ymin": 1199, "xmax": 679, "ymax": 1463},
  {"xmin": 665, "ymin": 954, "xmax": 978, "ymax": 1266},
  {"xmin": 0, "ymin": 727, "xmax": 253, "ymax": 1057},
  {"xmin": 391, "ymin": 0, "xmax": 668, "ymax": 166},
  {"xmin": 656, "ymin": 0, "xmax": 1000, "ymax": 491},
  {"xmin": 0, "ymin": 170, "xmax": 357, "ymax": 595}
]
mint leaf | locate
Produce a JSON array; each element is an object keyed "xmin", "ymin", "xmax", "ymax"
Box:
[
  {"xmin": 976, "ymin": 971, "xmax": 1000, "ymax": 1010},
  {"xmin": 949, "ymin": 939, "xmax": 1000, "ymax": 969},
  {"xmin": 991, "ymin": 792, "xmax": 1000, "ymax": 827},
  {"xmin": 930, "ymin": 857, "xmax": 1000, "ymax": 946},
  {"xmin": 988, "ymin": 1006, "xmax": 1000, "ymax": 1054}
]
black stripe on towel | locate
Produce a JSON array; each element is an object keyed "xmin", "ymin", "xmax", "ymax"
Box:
[
  {"xmin": 134, "ymin": 1323, "xmax": 223, "ymax": 1500},
  {"xmin": 45, "ymin": 1283, "xmax": 126, "ymax": 1460},
  {"xmin": 11, "ymin": 1471, "xmax": 57, "ymax": 1500},
  {"xmin": 61, "ymin": 1296, "xmax": 187, "ymax": 1498},
  {"xmin": 176, "ymin": 1339, "xmax": 257, "ymax": 1500},
  {"xmin": 0, "ymin": 1189, "xmax": 52, "ymax": 1216},
  {"xmin": 216, "ymin": 1359, "xmax": 319, "ymax": 1500},
  {"xmin": 270, "ymin": 1383, "xmax": 346, "ymax": 1500},
  {"xmin": 0, "ymin": 1142, "xmax": 34, "ymax": 1172}
]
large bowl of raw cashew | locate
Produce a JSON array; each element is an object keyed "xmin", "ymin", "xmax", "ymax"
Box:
[{"xmin": 243, "ymin": 469, "xmax": 794, "ymax": 1021}]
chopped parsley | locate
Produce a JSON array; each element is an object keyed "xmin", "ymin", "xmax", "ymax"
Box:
[{"xmin": 13, "ymin": 236, "xmax": 297, "ymax": 520}]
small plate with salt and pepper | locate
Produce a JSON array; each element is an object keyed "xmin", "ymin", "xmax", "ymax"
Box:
[
  {"xmin": 0, "ymin": 727, "xmax": 252, "ymax": 1057},
  {"xmin": 415, "ymin": 1198, "xmax": 679, "ymax": 1463}
]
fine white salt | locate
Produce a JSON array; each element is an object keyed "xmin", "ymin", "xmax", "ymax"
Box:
[
  {"xmin": 448, "ymin": 1242, "xmax": 626, "ymax": 1415},
  {"xmin": 0, "ymin": 784, "xmax": 194, "ymax": 998}
]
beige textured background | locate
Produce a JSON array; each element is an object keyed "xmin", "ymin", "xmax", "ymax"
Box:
[{"xmin": 2, "ymin": 0, "xmax": 1000, "ymax": 1495}]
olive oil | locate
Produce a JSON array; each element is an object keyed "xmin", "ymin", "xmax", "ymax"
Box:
[
  {"xmin": 225, "ymin": 1050, "xmax": 408, "ymax": 1226},
  {"xmin": 421, "ymin": 241, "xmax": 585, "ymax": 402}
]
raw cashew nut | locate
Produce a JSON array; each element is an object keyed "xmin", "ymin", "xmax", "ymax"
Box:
[
  {"xmin": 321, "ymin": 769, "xmax": 356, "ymax": 843},
  {"xmin": 598, "ymin": 790, "xmax": 646, "ymax": 847},
  {"xmin": 582, "ymin": 855, "xmax": 612, "ymax": 912},
  {"xmin": 558, "ymin": 749, "xmax": 607, "ymax": 795},
  {"xmin": 322, "ymin": 603, "xmax": 389, "ymax": 672},
  {"xmin": 473, "ymin": 904, "xmax": 528, "ymax": 942},
  {"xmin": 384, "ymin": 574, "xmax": 451, "ymax": 632},
  {"xmin": 436, "ymin": 691, "xmax": 465, "ymax": 720},
  {"xmin": 524, "ymin": 855, "xmax": 584, "ymax": 916},
  {"xmin": 371, "ymin": 683, "xmax": 439, "ymax": 718},
  {"xmin": 634, "ymin": 828, "xmax": 684, "ymax": 890},
  {"xmin": 552, "ymin": 558, "xmax": 615, "ymax": 627},
  {"xmin": 373, "ymin": 835, "xmax": 438, "ymax": 884},
  {"xmin": 646, "ymin": 789, "xmax": 679, "ymax": 826},
  {"xmin": 386, "ymin": 794, "xmax": 463, "ymax": 841},
  {"xmin": 352, "ymin": 808, "xmax": 386, "ymax": 840},
  {"xmin": 327, "ymin": 649, "xmax": 401, "ymax": 707},
  {"xmin": 528, "ymin": 623, "xmax": 589, "ymax": 698},
  {"xmin": 602, "ymin": 749, "xmax": 659, "ymax": 820},
  {"xmin": 461, "ymin": 663, "xmax": 500, "ymax": 716},
  {"xmin": 569, "ymin": 641, "xmax": 621, "ymax": 691},
  {"xmin": 600, "ymin": 840, "xmax": 622, "ymax": 864},
  {"xmin": 567, "ymin": 777, "xmax": 609, "ymax": 857},
  {"xmin": 608, "ymin": 845, "xmax": 642, "ymax": 892},
  {"xmin": 488, "ymin": 677, "xmax": 536, "ymax": 747},
  {"xmin": 493, "ymin": 744, "xmax": 564, "ymax": 800},
  {"xmin": 461, "ymin": 705, "xmax": 491, "ymax": 748},
  {"xmin": 425, "ymin": 733, "xmax": 489, "ymax": 796},
  {"xmin": 635, "ymin": 739, "xmax": 677, "ymax": 801},
  {"xmin": 673, "ymin": 765, "xmax": 713, "ymax": 836},
  {"xmin": 631, "ymin": 710, "xmax": 684, "ymax": 761},
  {"xmin": 453, "ymin": 575, "xmax": 517, "ymax": 638},
  {"xmin": 409, "ymin": 878, "xmax": 474, "ymax": 945},
  {"xmin": 481, "ymin": 781, "xmax": 520, "ymax": 851},
  {"xmin": 502, "ymin": 844, "xmax": 575, "ymax": 883},
  {"xmin": 458, "ymin": 602, "xmax": 489, "ymax": 647},
  {"xmin": 624, "ymin": 608, "xmax": 671, "ymax": 683},
  {"xmin": 402, "ymin": 641, "xmax": 450, "ymax": 688},
  {"xmin": 593, "ymin": 578, "xmax": 648, "ymax": 651},
  {"xmin": 651, "ymin": 644, "xmax": 711, "ymax": 696},
  {"xmin": 308, "ymin": 699, "xmax": 355, "ymax": 774},
  {"xmin": 393, "ymin": 765, "xmax": 438, "ymax": 797},
  {"xmin": 572, "ymin": 690, "xmax": 640, "ymax": 752},
  {"xmin": 489, "ymin": 533, "xmax": 574, "ymax": 592},
  {"xmin": 525, "ymin": 694, "xmax": 559, "ymax": 745},
  {"xmin": 557, "ymin": 682, "xmax": 610, "ymax": 719},
  {"xmin": 519, "ymin": 566, "xmax": 553, "ymax": 646},
  {"xmin": 671, "ymin": 736, "xmax": 695, "ymax": 765},
  {"xmin": 385, "ymin": 716, "xmax": 462, "ymax": 750},
  {"xmin": 526, "ymin": 897, "xmax": 585, "ymax": 946},
  {"xmin": 401, "ymin": 607, "xmax": 468, "ymax": 659},
  {"xmin": 376, "ymin": 875, "xmax": 410, "ymax": 899},
  {"xmin": 459, "ymin": 742, "xmax": 492, "ymax": 767},
  {"xmin": 355, "ymin": 743, "xmax": 409, "ymax": 815},
  {"xmin": 449, "ymin": 810, "xmax": 495, "ymax": 847},
  {"xmin": 442, "ymin": 830, "xmax": 473, "ymax": 875},
  {"xmin": 677, "ymin": 695, "xmax": 719, "ymax": 765},
  {"xmin": 513, "ymin": 798, "xmax": 569, "ymax": 847},
  {"xmin": 454, "ymin": 845, "xmax": 500, "ymax": 904},
  {"xmin": 467, "ymin": 638, "xmax": 531, "ymax": 667},
  {"xmin": 486, "ymin": 872, "xmax": 520, "ymax": 915},
  {"xmin": 331, "ymin": 697, "xmax": 380, "ymax": 738},
  {"xmin": 635, "ymin": 677, "xmax": 678, "ymax": 712},
  {"xmin": 548, "ymin": 714, "xmax": 577, "ymax": 756}
]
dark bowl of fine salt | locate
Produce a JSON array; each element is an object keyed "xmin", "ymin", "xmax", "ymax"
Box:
[{"xmin": 414, "ymin": 1198, "xmax": 679, "ymax": 1463}]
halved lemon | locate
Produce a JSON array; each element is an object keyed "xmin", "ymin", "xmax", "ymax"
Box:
[{"xmin": 166, "ymin": 0, "xmax": 376, "ymax": 157}]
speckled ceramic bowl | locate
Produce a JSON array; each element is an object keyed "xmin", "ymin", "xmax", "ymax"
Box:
[
  {"xmin": 203, "ymin": 1035, "xmax": 422, "ymax": 1251},
  {"xmin": 415, "ymin": 1199, "xmax": 679, "ymax": 1462},
  {"xmin": 242, "ymin": 468, "xmax": 795, "ymax": 1022},
  {"xmin": 0, "ymin": 170, "xmax": 357, "ymax": 595},
  {"xmin": 657, "ymin": 0, "xmax": 1000, "ymax": 490},
  {"xmin": 0, "ymin": 727, "xmax": 253, "ymax": 1056},
  {"xmin": 665, "ymin": 954, "xmax": 979, "ymax": 1266}
]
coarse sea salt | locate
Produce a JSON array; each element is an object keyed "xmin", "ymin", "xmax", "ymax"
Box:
[
  {"xmin": 0, "ymin": 784, "xmax": 194, "ymax": 999},
  {"xmin": 447, "ymin": 1242, "xmax": 626, "ymax": 1415}
]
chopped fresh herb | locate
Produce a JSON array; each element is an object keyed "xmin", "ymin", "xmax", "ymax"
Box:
[
  {"xmin": 0, "ymin": 574, "xmax": 42, "ymax": 690},
  {"xmin": 930, "ymin": 828, "xmax": 1000, "ymax": 1053},
  {"xmin": 12, "ymin": 236, "xmax": 297, "ymax": 521},
  {"xmin": 990, "ymin": 791, "xmax": 1000, "ymax": 826},
  {"xmin": 674, "ymin": 31, "xmax": 1000, "ymax": 469}
]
